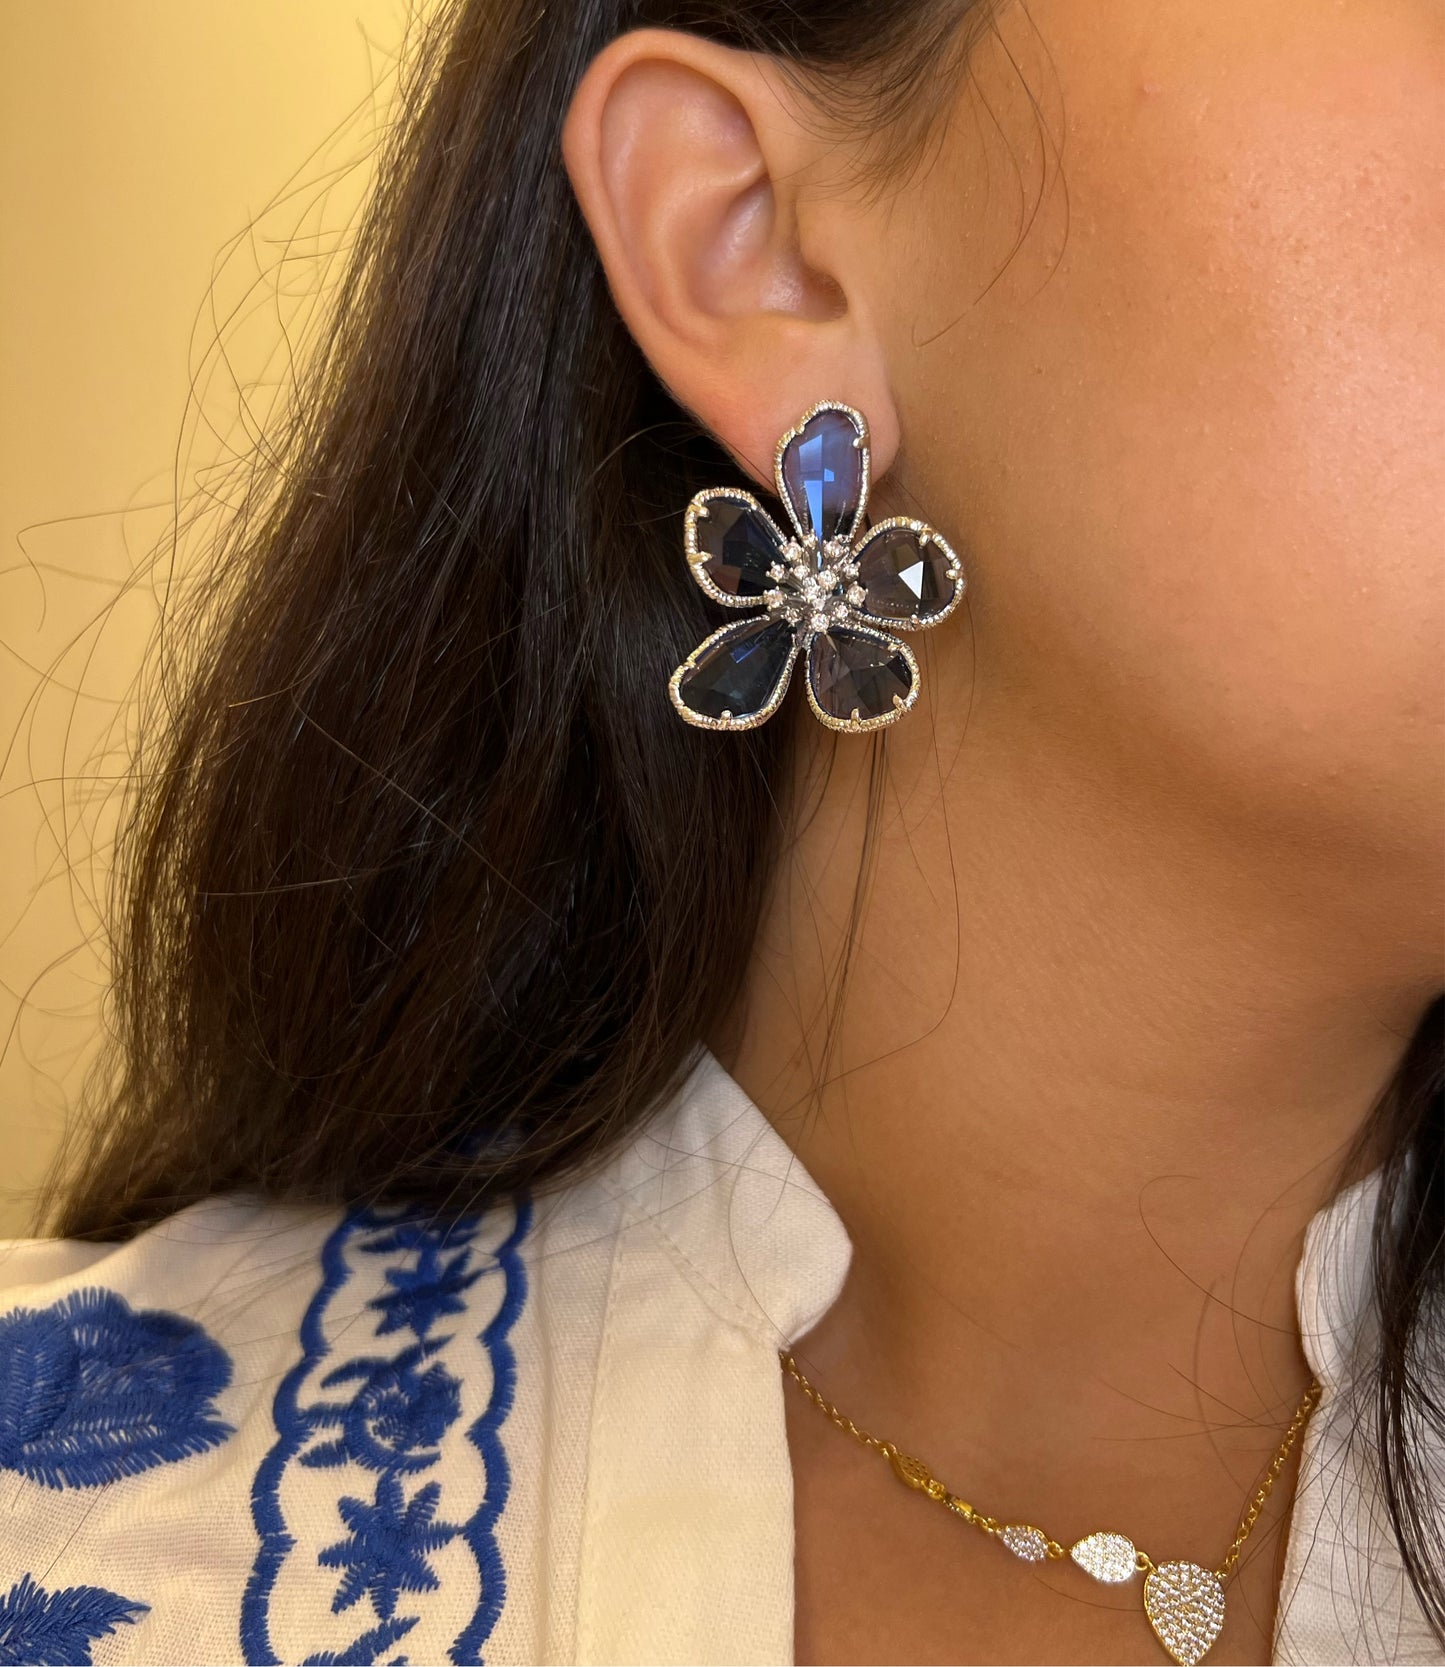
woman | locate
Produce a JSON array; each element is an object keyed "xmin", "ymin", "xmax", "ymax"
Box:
[{"xmin": 2, "ymin": 0, "xmax": 1441, "ymax": 1662}]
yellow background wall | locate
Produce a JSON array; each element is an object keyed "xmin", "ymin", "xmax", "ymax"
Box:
[{"xmin": 0, "ymin": 2, "xmax": 419, "ymax": 1235}]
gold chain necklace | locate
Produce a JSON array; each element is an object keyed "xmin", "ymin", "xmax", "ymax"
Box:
[{"xmin": 780, "ymin": 1350, "xmax": 1321, "ymax": 1667}]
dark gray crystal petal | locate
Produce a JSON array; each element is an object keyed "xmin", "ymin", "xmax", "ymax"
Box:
[
  {"xmin": 694, "ymin": 495, "xmax": 786, "ymax": 599},
  {"xmin": 857, "ymin": 527, "xmax": 956, "ymax": 621},
  {"xmin": 781, "ymin": 408, "xmax": 864, "ymax": 540},
  {"xmin": 808, "ymin": 629, "xmax": 914, "ymax": 723},
  {"xmin": 678, "ymin": 617, "xmax": 796, "ymax": 721}
]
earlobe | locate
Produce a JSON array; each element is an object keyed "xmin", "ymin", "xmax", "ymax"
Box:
[{"xmin": 560, "ymin": 28, "xmax": 898, "ymax": 488}]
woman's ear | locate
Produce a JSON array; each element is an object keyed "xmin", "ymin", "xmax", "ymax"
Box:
[{"xmin": 561, "ymin": 28, "xmax": 898, "ymax": 487}]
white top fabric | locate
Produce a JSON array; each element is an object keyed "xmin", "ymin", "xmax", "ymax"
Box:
[{"xmin": 0, "ymin": 1048, "xmax": 1438, "ymax": 1666}]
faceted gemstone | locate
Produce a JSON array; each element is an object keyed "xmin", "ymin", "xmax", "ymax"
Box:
[
  {"xmin": 857, "ymin": 526, "xmax": 956, "ymax": 621},
  {"xmin": 780, "ymin": 407, "xmax": 864, "ymax": 541},
  {"xmin": 693, "ymin": 493, "xmax": 786, "ymax": 600},
  {"xmin": 808, "ymin": 629, "xmax": 914, "ymax": 724},
  {"xmin": 677, "ymin": 617, "xmax": 797, "ymax": 722}
]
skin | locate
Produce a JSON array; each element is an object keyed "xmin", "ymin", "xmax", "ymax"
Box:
[{"xmin": 563, "ymin": 2, "xmax": 1445, "ymax": 1660}]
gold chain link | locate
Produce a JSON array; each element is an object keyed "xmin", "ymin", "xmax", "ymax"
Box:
[
  {"xmin": 779, "ymin": 1349, "xmax": 1320, "ymax": 1582},
  {"xmin": 1214, "ymin": 1376, "xmax": 1323, "ymax": 1578}
]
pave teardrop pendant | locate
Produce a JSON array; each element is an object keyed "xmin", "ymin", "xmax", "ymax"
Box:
[
  {"xmin": 1142, "ymin": 1562, "xmax": 1227, "ymax": 1667},
  {"xmin": 1066, "ymin": 1533, "xmax": 1226, "ymax": 1667},
  {"xmin": 780, "ymin": 1351, "xmax": 1321, "ymax": 1667},
  {"xmin": 1068, "ymin": 1532, "xmax": 1227, "ymax": 1666}
]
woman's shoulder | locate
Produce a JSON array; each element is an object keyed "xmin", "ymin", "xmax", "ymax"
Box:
[
  {"xmin": 0, "ymin": 1054, "xmax": 849, "ymax": 1666},
  {"xmin": 0, "ymin": 1176, "xmax": 599, "ymax": 1665}
]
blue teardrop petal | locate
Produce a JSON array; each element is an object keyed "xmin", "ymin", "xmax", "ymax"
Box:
[
  {"xmin": 858, "ymin": 526, "xmax": 956, "ymax": 622},
  {"xmin": 808, "ymin": 629, "xmax": 914, "ymax": 724},
  {"xmin": 692, "ymin": 494, "xmax": 786, "ymax": 600},
  {"xmin": 780, "ymin": 409, "xmax": 864, "ymax": 541},
  {"xmin": 677, "ymin": 617, "xmax": 797, "ymax": 723}
]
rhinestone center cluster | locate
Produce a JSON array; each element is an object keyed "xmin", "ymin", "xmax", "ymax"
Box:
[{"xmin": 763, "ymin": 534, "xmax": 867, "ymax": 634}]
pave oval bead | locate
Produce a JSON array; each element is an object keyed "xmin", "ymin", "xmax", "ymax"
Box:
[
  {"xmin": 857, "ymin": 524, "xmax": 956, "ymax": 623},
  {"xmin": 675, "ymin": 617, "xmax": 796, "ymax": 724},
  {"xmin": 1070, "ymin": 1530, "xmax": 1140, "ymax": 1584},
  {"xmin": 887, "ymin": 1449, "xmax": 934, "ymax": 1491},
  {"xmin": 1000, "ymin": 1524, "xmax": 1051, "ymax": 1562}
]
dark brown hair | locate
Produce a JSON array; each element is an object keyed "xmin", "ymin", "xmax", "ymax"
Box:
[{"xmin": 34, "ymin": 0, "xmax": 1443, "ymax": 1640}]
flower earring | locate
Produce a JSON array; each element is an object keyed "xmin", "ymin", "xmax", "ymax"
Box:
[{"xmin": 668, "ymin": 402, "xmax": 964, "ymax": 733}]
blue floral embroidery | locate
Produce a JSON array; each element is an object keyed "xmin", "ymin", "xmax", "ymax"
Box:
[
  {"xmin": 0, "ymin": 1573, "xmax": 148, "ymax": 1665},
  {"xmin": 300, "ymin": 1615, "xmax": 416, "ymax": 1666},
  {"xmin": 0, "ymin": 1287, "xmax": 234, "ymax": 1489},
  {"xmin": 299, "ymin": 1342, "xmax": 462, "ymax": 1475},
  {"xmin": 319, "ymin": 1473, "xmax": 462, "ymax": 1618},
  {"xmin": 450, "ymin": 1225, "xmax": 527, "ymax": 1667},
  {"xmin": 244, "ymin": 1195, "xmax": 532, "ymax": 1666},
  {"xmin": 359, "ymin": 1224, "xmax": 484, "ymax": 1340}
]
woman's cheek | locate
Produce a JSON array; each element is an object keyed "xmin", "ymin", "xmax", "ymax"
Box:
[{"xmin": 878, "ymin": 0, "xmax": 1444, "ymax": 858}]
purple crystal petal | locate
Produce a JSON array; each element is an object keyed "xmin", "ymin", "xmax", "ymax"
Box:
[
  {"xmin": 677, "ymin": 617, "xmax": 797, "ymax": 723},
  {"xmin": 780, "ymin": 408, "xmax": 865, "ymax": 541},
  {"xmin": 808, "ymin": 629, "xmax": 914, "ymax": 724},
  {"xmin": 857, "ymin": 525, "xmax": 956, "ymax": 622},
  {"xmin": 692, "ymin": 493, "xmax": 787, "ymax": 601}
]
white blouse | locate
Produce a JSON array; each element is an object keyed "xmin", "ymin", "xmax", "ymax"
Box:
[{"xmin": 0, "ymin": 1049, "xmax": 1438, "ymax": 1665}]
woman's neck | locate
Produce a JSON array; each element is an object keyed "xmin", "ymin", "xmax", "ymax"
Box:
[{"xmin": 717, "ymin": 658, "xmax": 1435, "ymax": 1532}]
